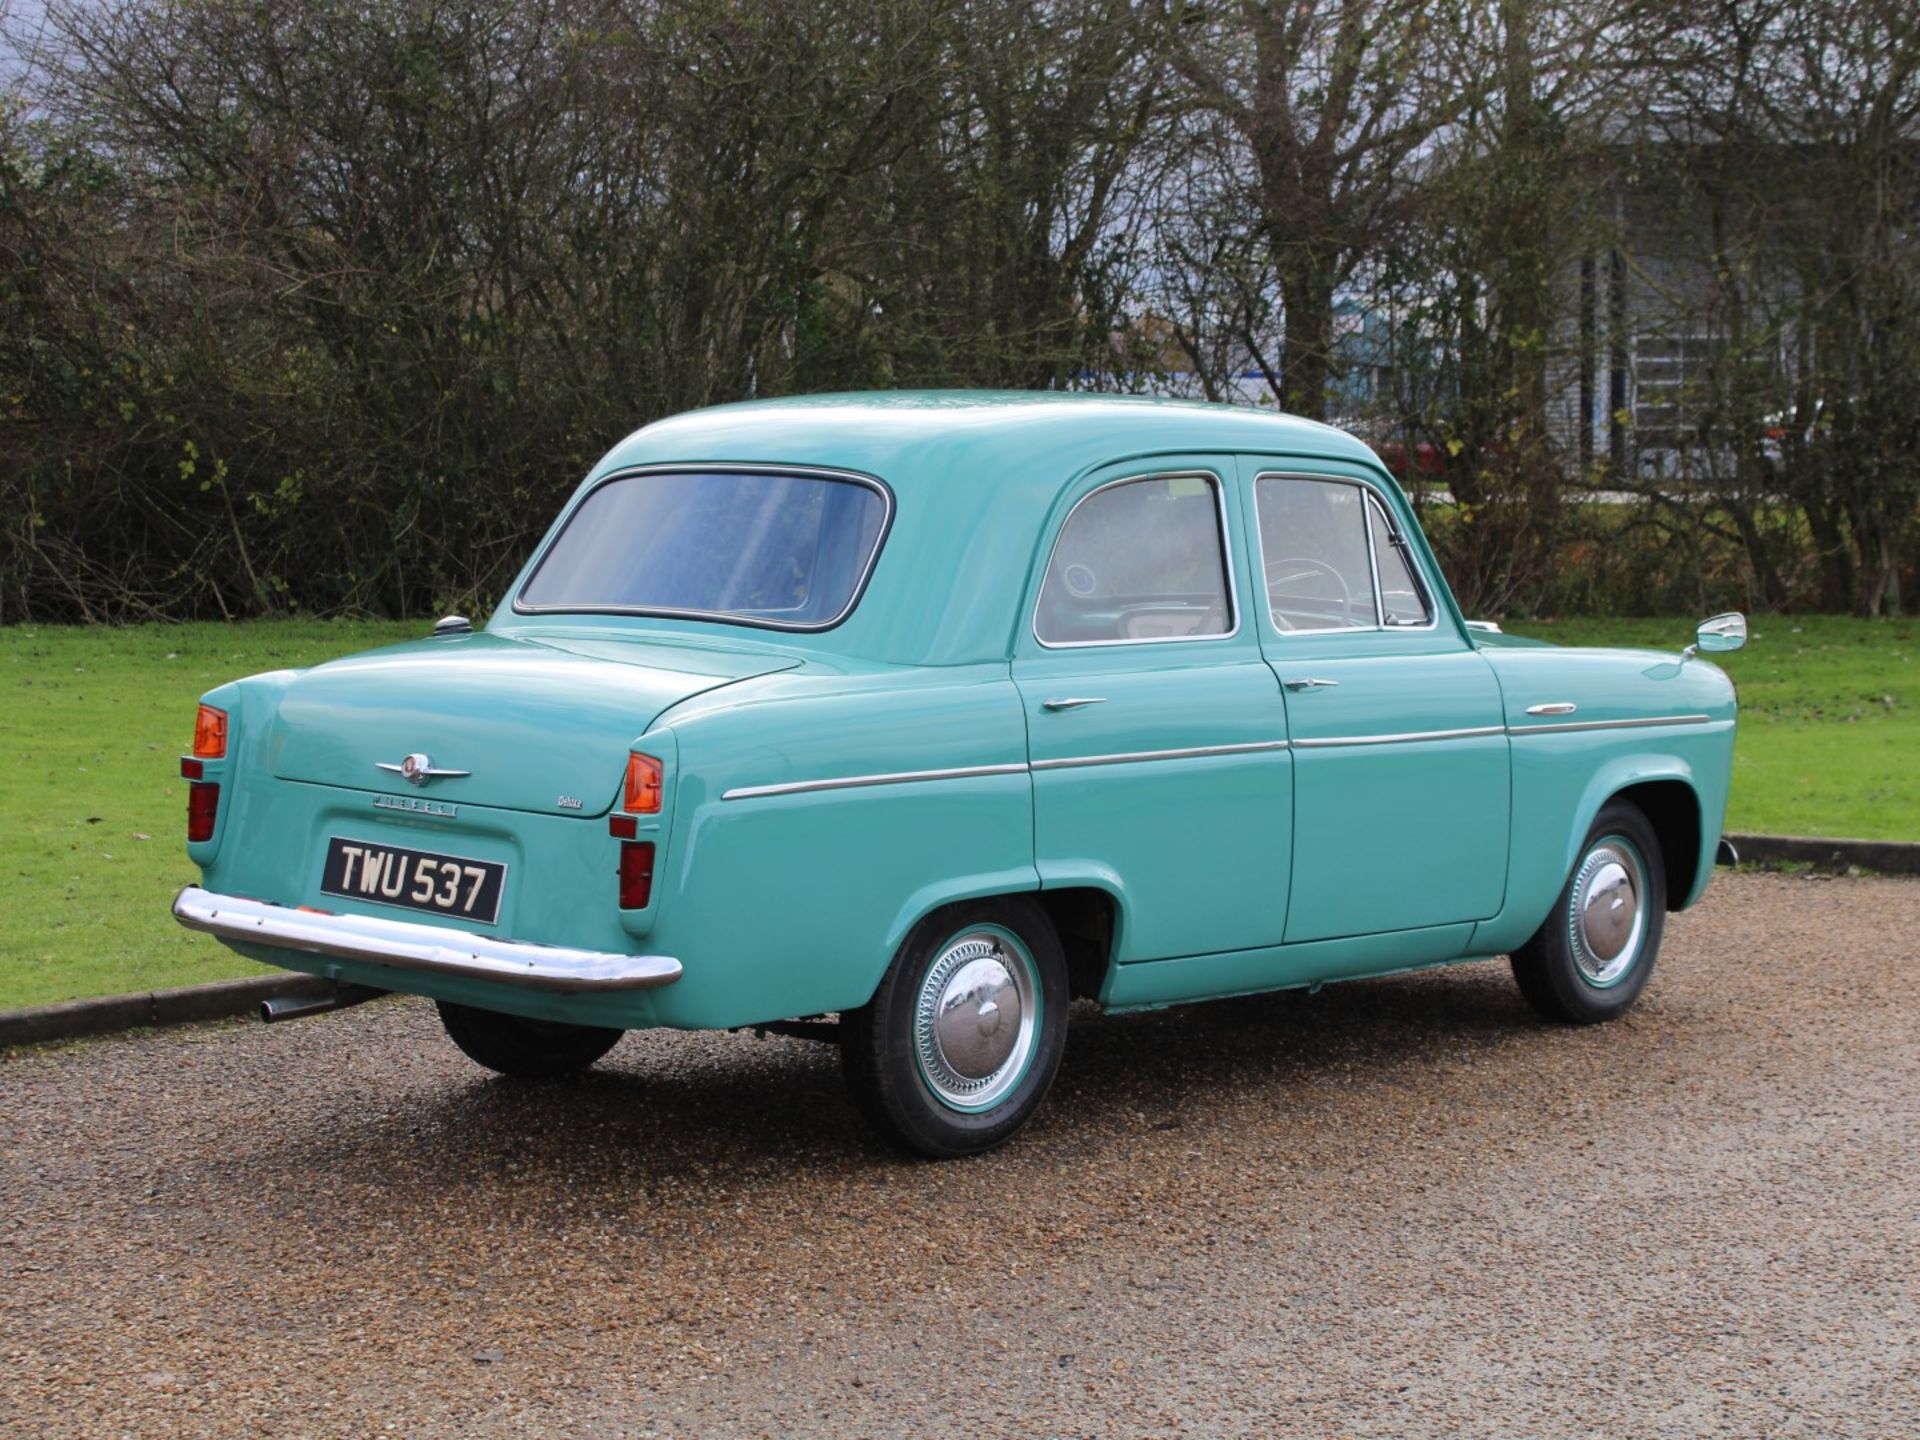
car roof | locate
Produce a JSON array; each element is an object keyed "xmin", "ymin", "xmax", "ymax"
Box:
[
  {"xmin": 511, "ymin": 390, "xmax": 1399, "ymax": 666},
  {"xmin": 595, "ymin": 390, "xmax": 1379, "ymax": 494}
]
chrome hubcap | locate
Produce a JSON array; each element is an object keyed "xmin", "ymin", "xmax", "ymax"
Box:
[
  {"xmin": 913, "ymin": 929, "xmax": 1038, "ymax": 1112},
  {"xmin": 1568, "ymin": 838, "xmax": 1647, "ymax": 987}
]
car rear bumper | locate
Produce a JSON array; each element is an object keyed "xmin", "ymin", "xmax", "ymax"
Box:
[{"xmin": 172, "ymin": 887, "xmax": 682, "ymax": 994}]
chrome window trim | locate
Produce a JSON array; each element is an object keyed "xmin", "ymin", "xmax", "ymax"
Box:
[
  {"xmin": 1251, "ymin": 471, "xmax": 1441, "ymax": 637},
  {"xmin": 1508, "ymin": 713, "xmax": 1715, "ymax": 736},
  {"xmin": 1364, "ymin": 491, "xmax": 1435, "ymax": 628},
  {"xmin": 1031, "ymin": 470, "xmax": 1241, "ymax": 650},
  {"xmin": 1292, "ymin": 724, "xmax": 1507, "ymax": 749},
  {"xmin": 1360, "ymin": 490, "xmax": 1386, "ymax": 629},
  {"xmin": 511, "ymin": 462, "xmax": 896, "ymax": 633}
]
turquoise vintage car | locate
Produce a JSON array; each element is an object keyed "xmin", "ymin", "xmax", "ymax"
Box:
[{"xmin": 173, "ymin": 392, "xmax": 1744, "ymax": 1156}]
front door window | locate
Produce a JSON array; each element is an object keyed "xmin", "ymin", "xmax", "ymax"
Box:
[
  {"xmin": 1255, "ymin": 477, "xmax": 1377, "ymax": 632},
  {"xmin": 1254, "ymin": 476, "xmax": 1435, "ymax": 633}
]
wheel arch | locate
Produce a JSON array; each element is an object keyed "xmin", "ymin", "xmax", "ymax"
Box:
[
  {"xmin": 1557, "ymin": 756, "xmax": 1706, "ymax": 915},
  {"xmin": 1609, "ymin": 778, "xmax": 1703, "ymax": 913},
  {"xmin": 880, "ymin": 867, "xmax": 1053, "ymax": 964},
  {"xmin": 1032, "ymin": 885, "xmax": 1122, "ymax": 1002},
  {"xmin": 879, "ymin": 875, "xmax": 1126, "ymax": 1008}
]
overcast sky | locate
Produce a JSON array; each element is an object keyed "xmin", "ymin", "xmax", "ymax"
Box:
[{"xmin": 0, "ymin": 0, "xmax": 55, "ymax": 87}]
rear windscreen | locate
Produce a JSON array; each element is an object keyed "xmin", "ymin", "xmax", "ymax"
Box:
[{"xmin": 517, "ymin": 469, "xmax": 890, "ymax": 629}]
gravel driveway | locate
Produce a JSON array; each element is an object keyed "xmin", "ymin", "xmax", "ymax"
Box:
[{"xmin": 3, "ymin": 872, "xmax": 1916, "ymax": 1438}]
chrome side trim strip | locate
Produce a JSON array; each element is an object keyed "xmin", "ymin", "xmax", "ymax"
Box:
[
  {"xmin": 721, "ymin": 762, "xmax": 1029, "ymax": 801},
  {"xmin": 172, "ymin": 887, "xmax": 682, "ymax": 993},
  {"xmin": 1291, "ymin": 725, "xmax": 1507, "ymax": 749},
  {"xmin": 1030, "ymin": 740, "xmax": 1291, "ymax": 771},
  {"xmin": 721, "ymin": 714, "xmax": 1717, "ymax": 797},
  {"xmin": 1508, "ymin": 713, "xmax": 1715, "ymax": 736},
  {"xmin": 724, "ymin": 742, "xmax": 1297, "ymax": 798}
]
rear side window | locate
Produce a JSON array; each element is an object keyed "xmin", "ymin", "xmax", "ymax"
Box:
[
  {"xmin": 517, "ymin": 468, "xmax": 890, "ymax": 629},
  {"xmin": 1035, "ymin": 474, "xmax": 1233, "ymax": 645}
]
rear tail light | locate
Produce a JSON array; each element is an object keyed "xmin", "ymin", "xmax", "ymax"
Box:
[
  {"xmin": 192, "ymin": 704, "xmax": 228, "ymax": 759},
  {"xmin": 187, "ymin": 783, "xmax": 220, "ymax": 842},
  {"xmin": 618, "ymin": 841, "xmax": 655, "ymax": 909},
  {"xmin": 624, "ymin": 753, "xmax": 663, "ymax": 814}
]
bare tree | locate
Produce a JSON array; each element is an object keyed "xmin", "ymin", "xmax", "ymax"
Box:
[
  {"xmin": 1167, "ymin": 0, "xmax": 1475, "ymax": 419},
  {"xmin": 1653, "ymin": 0, "xmax": 1920, "ymax": 615}
]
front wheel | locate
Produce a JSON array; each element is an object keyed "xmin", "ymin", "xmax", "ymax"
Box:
[
  {"xmin": 842, "ymin": 897, "xmax": 1069, "ymax": 1158},
  {"xmin": 1511, "ymin": 801, "xmax": 1667, "ymax": 1024},
  {"xmin": 436, "ymin": 1001, "xmax": 624, "ymax": 1078}
]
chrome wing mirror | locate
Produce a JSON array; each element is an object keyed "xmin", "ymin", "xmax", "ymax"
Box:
[{"xmin": 1683, "ymin": 612, "xmax": 1747, "ymax": 660}]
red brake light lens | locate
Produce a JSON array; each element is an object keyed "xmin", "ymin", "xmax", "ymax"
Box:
[
  {"xmin": 618, "ymin": 841, "xmax": 656, "ymax": 909},
  {"xmin": 187, "ymin": 782, "xmax": 220, "ymax": 842},
  {"xmin": 624, "ymin": 753, "xmax": 663, "ymax": 814},
  {"xmin": 192, "ymin": 704, "xmax": 228, "ymax": 759}
]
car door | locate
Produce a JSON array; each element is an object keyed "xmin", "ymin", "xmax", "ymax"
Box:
[
  {"xmin": 1013, "ymin": 460, "xmax": 1293, "ymax": 961},
  {"xmin": 1240, "ymin": 459, "xmax": 1511, "ymax": 944}
]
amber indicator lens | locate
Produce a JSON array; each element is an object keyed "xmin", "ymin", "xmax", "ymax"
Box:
[
  {"xmin": 187, "ymin": 783, "xmax": 220, "ymax": 842},
  {"xmin": 192, "ymin": 704, "xmax": 229, "ymax": 758},
  {"xmin": 618, "ymin": 841, "xmax": 656, "ymax": 909},
  {"xmin": 624, "ymin": 753, "xmax": 663, "ymax": 814}
]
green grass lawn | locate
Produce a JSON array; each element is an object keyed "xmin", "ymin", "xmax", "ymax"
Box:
[
  {"xmin": 2, "ymin": 614, "xmax": 1913, "ymax": 1010},
  {"xmin": 2, "ymin": 620, "xmax": 416, "ymax": 1009},
  {"xmin": 1504, "ymin": 615, "xmax": 1917, "ymax": 845}
]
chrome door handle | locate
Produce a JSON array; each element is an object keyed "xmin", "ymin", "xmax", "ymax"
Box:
[
  {"xmin": 1282, "ymin": 677, "xmax": 1340, "ymax": 691},
  {"xmin": 1041, "ymin": 697, "xmax": 1106, "ymax": 711},
  {"xmin": 1525, "ymin": 702, "xmax": 1578, "ymax": 716}
]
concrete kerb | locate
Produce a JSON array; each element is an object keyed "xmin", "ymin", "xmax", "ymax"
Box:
[
  {"xmin": 5, "ymin": 830, "xmax": 1915, "ymax": 1048},
  {"xmin": 0, "ymin": 973, "xmax": 334, "ymax": 1050},
  {"xmin": 1724, "ymin": 832, "xmax": 1920, "ymax": 876}
]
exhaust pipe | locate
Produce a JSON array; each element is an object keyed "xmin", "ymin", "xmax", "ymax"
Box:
[
  {"xmin": 1716, "ymin": 838, "xmax": 1740, "ymax": 867},
  {"xmin": 260, "ymin": 982, "xmax": 388, "ymax": 1024}
]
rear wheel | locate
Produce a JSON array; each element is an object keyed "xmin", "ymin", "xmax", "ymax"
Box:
[
  {"xmin": 842, "ymin": 897, "xmax": 1069, "ymax": 1158},
  {"xmin": 1511, "ymin": 801, "xmax": 1667, "ymax": 1024},
  {"xmin": 436, "ymin": 1001, "xmax": 623, "ymax": 1078}
]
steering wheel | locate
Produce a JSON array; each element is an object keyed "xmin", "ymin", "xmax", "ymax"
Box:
[{"xmin": 1265, "ymin": 556, "xmax": 1354, "ymax": 628}]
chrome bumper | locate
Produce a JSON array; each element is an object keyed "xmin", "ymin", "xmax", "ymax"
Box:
[{"xmin": 172, "ymin": 887, "xmax": 682, "ymax": 994}]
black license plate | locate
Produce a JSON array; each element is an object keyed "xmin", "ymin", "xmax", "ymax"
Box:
[{"xmin": 319, "ymin": 836, "xmax": 505, "ymax": 924}]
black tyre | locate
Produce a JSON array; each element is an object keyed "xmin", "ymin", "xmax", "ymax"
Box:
[
  {"xmin": 842, "ymin": 896, "xmax": 1069, "ymax": 1158},
  {"xmin": 1511, "ymin": 800, "xmax": 1667, "ymax": 1024},
  {"xmin": 436, "ymin": 1001, "xmax": 624, "ymax": 1078}
]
